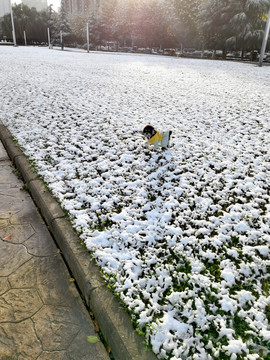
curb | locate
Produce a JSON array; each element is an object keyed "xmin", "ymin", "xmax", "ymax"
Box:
[{"xmin": 0, "ymin": 122, "xmax": 158, "ymax": 360}]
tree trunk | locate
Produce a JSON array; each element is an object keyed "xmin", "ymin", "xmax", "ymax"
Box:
[{"xmin": 241, "ymin": 49, "xmax": 244, "ymax": 60}]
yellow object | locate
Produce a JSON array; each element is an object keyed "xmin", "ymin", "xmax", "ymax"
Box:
[{"xmin": 149, "ymin": 131, "xmax": 163, "ymax": 144}]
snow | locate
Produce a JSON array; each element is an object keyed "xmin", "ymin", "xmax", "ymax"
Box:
[
  {"xmin": 221, "ymin": 268, "xmax": 236, "ymax": 287},
  {"xmin": 1, "ymin": 46, "xmax": 270, "ymax": 359},
  {"xmin": 222, "ymin": 339, "xmax": 248, "ymax": 355}
]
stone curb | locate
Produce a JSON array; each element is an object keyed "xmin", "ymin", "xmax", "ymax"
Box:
[{"xmin": 0, "ymin": 121, "xmax": 158, "ymax": 360}]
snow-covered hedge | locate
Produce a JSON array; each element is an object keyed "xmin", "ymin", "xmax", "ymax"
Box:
[{"xmin": 1, "ymin": 47, "xmax": 270, "ymax": 359}]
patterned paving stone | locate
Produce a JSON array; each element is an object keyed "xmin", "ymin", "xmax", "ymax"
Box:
[
  {"xmin": 0, "ymin": 278, "xmax": 9, "ymax": 296},
  {"xmin": 67, "ymin": 328, "xmax": 106, "ymax": 360},
  {"xmin": 36, "ymin": 257, "xmax": 76, "ymax": 306},
  {"xmin": 0, "ymin": 194, "xmax": 22, "ymax": 214},
  {"xmin": 0, "ymin": 345, "xmax": 16, "ymax": 360},
  {"xmin": 32, "ymin": 305, "xmax": 81, "ymax": 351},
  {"xmin": 0, "ymin": 142, "xmax": 109, "ymax": 359},
  {"xmin": 8, "ymin": 256, "xmax": 75, "ymax": 306},
  {"xmin": 23, "ymin": 232, "xmax": 57, "ymax": 257},
  {"xmin": 2, "ymin": 288, "xmax": 43, "ymax": 322},
  {"xmin": 0, "ymin": 296, "xmax": 14, "ymax": 323},
  {"xmin": 0, "ymin": 319, "xmax": 42, "ymax": 360},
  {"xmin": 0, "ymin": 194, "xmax": 23, "ymax": 213},
  {"xmin": 0, "ymin": 210, "xmax": 12, "ymax": 219},
  {"xmin": 0, "ymin": 209, "xmax": 19, "ymax": 229},
  {"xmin": 36, "ymin": 352, "xmax": 66, "ymax": 360},
  {"xmin": 0, "ymin": 145, "xmax": 8, "ymax": 160},
  {"xmin": 8, "ymin": 257, "xmax": 38, "ymax": 289},
  {"xmin": 0, "ymin": 218, "xmax": 9, "ymax": 229},
  {"xmin": 9, "ymin": 199, "xmax": 46, "ymax": 227},
  {"xmin": 0, "ymin": 224, "xmax": 35, "ymax": 244},
  {"xmin": 0, "ymin": 240, "xmax": 31, "ymax": 277}
]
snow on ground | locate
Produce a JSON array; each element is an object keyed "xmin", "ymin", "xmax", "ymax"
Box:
[{"xmin": 1, "ymin": 46, "xmax": 270, "ymax": 359}]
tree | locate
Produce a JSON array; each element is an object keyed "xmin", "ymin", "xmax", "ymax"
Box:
[
  {"xmin": 0, "ymin": 13, "xmax": 12, "ymax": 41},
  {"xmin": 226, "ymin": 0, "xmax": 270, "ymax": 59},
  {"xmin": 198, "ymin": 0, "xmax": 270, "ymax": 59},
  {"xmin": 98, "ymin": 0, "xmax": 118, "ymax": 43},
  {"xmin": 69, "ymin": 13, "xmax": 89, "ymax": 45},
  {"xmin": 131, "ymin": 0, "xmax": 173, "ymax": 48},
  {"xmin": 54, "ymin": 0, "xmax": 73, "ymax": 48},
  {"xmin": 47, "ymin": 4, "xmax": 58, "ymax": 43},
  {"xmin": 0, "ymin": 4, "xmax": 51, "ymax": 44},
  {"xmin": 170, "ymin": 0, "xmax": 201, "ymax": 48},
  {"xmin": 112, "ymin": 0, "xmax": 139, "ymax": 47},
  {"xmin": 199, "ymin": 0, "xmax": 232, "ymax": 57}
]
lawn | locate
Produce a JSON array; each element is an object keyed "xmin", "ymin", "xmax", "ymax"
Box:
[{"xmin": 1, "ymin": 46, "xmax": 270, "ymax": 359}]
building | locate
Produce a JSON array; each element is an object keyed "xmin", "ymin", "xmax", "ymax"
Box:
[
  {"xmin": 62, "ymin": 0, "xmax": 100, "ymax": 16},
  {"xmin": 0, "ymin": 0, "xmax": 11, "ymax": 17},
  {"xmin": 22, "ymin": 0, "xmax": 48, "ymax": 11}
]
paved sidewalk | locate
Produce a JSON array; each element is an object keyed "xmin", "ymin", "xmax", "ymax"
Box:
[{"xmin": 0, "ymin": 141, "xmax": 109, "ymax": 360}]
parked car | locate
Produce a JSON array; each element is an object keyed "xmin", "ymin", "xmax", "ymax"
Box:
[
  {"xmin": 264, "ymin": 53, "xmax": 270, "ymax": 62},
  {"xmin": 163, "ymin": 48, "xmax": 175, "ymax": 56}
]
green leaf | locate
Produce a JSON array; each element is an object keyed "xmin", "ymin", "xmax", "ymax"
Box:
[{"xmin": 86, "ymin": 336, "xmax": 100, "ymax": 344}]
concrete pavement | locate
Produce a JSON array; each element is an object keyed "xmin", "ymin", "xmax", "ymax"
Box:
[{"xmin": 0, "ymin": 141, "xmax": 110, "ymax": 360}]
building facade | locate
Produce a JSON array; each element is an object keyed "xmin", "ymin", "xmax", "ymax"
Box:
[
  {"xmin": 0, "ymin": 0, "xmax": 11, "ymax": 17},
  {"xmin": 62, "ymin": 0, "xmax": 100, "ymax": 16},
  {"xmin": 22, "ymin": 0, "xmax": 48, "ymax": 12}
]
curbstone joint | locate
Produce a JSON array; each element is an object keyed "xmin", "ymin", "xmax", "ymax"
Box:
[{"xmin": 28, "ymin": 179, "xmax": 65, "ymax": 225}]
